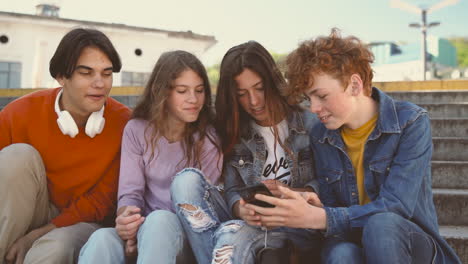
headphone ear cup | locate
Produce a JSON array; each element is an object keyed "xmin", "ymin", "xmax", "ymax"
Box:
[
  {"xmin": 85, "ymin": 112, "xmax": 105, "ymax": 138},
  {"xmin": 57, "ymin": 111, "xmax": 79, "ymax": 138}
]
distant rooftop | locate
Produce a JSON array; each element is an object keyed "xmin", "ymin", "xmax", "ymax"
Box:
[{"xmin": 0, "ymin": 10, "xmax": 216, "ymax": 42}]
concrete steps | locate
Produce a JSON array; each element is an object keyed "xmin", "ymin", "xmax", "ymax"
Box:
[
  {"xmin": 431, "ymin": 118, "xmax": 468, "ymax": 137},
  {"xmin": 440, "ymin": 226, "xmax": 468, "ymax": 264},
  {"xmin": 433, "ymin": 189, "xmax": 468, "ymax": 226},
  {"xmin": 390, "ymin": 90, "xmax": 467, "ymax": 262},
  {"xmin": 387, "ymin": 90, "xmax": 468, "ymax": 103},
  {"xmin": 433, "ymin": 137, "xmax": 468, "ymax": 161},
  {"xmin": 432, "ymin": 161, "xmax": 468, "ymax": 189},
  {"xmin": 418, "ymin": 103, "xmax": 468, "ymax": 118}
]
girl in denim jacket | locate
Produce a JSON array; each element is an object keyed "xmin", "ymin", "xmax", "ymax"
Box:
[{"xmin": 171, "ymin": 41, "xmax": 321, "ymax": 264}]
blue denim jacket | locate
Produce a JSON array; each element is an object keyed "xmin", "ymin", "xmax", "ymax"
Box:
[
  {"xmin": 224, "ymin": 109, "xmax": 319, "ymax": 212},
  {"xmin": 310, "ymin": 88, "xmax": 460, "ymax": 264}
]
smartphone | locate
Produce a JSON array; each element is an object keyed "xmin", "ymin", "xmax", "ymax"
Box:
[{"xmin": 236, "ymin": 183, "xmax": 275, "ymax": 208}]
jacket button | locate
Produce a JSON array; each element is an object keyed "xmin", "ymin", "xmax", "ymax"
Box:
[
  {"xmin": 326, "ymin": 177, "xmax": 329, "ymax": 182},
  {"xmin": 239, "ymin": 159, "xmax": 245, "ymax": 166},
  {"xmin": 352, "ymin": 192, "xmax": 356, "ymax": 196}
]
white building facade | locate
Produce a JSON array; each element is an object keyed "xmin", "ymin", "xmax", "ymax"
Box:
[{"xmin": 0, "ymin": 6, "xmax": 216, "ymax": 89}]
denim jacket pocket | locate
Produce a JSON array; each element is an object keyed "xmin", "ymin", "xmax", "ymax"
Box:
[
  {"xmin": 229, "ymin": 154, "xmax": 254, "ymax": 183},
  {"xmin": 320, "ymin": 168, "xmax": 343, "ymax": 195},
  {"xmin": 230, "ymin": 154, "xmax": 253, "ymax": 169},
  {"xmin": 368, "ymin": 157, "xmax": 392, "ymax": 195}
]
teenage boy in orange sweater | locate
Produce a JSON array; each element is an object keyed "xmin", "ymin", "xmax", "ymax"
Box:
[{"xmin": 0, "ymin": 28, "xmax": 131, "ymax": 264}]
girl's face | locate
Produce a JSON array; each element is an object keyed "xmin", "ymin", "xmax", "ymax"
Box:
[
  {"xmin": 166, "ymin": 69, "xmax": 205, "ymax": 128},
  {"xmin": 235, "ymin": 68, "xmax": 270, "ymax": 126}
]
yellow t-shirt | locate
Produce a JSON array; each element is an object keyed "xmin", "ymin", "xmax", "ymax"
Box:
[{"xmin": 341, "ymin": 115, "xmax": 378, "ymax": 205}]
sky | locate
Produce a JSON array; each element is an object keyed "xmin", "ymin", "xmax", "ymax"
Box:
[{"xmin": 1, "ymin": 0, "xmax": 467, "ymax": 66}]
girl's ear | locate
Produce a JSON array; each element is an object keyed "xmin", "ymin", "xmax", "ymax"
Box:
[{"xmin": 350, "ymin": 74, "xmax": 363, "ymax": 96}]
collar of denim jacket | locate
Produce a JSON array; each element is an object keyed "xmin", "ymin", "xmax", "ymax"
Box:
[
  {"xmin": 242, "ymin": 110, "xmax": 305, "ymax": 143},
  {"xmin": 370, "ymin": 87, "xmax": 401, "ymax": 136}
]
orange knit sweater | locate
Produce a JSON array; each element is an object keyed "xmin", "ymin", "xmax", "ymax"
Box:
[{"xmin": 0, "ymin": 88, "xmax": 131, "ymax": 227}]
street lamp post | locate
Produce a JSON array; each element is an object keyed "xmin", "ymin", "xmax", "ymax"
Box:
[
  {"xmin": 391, "ymin": 0, "xmax": 459, "ymax": 80},
  {"xmin": 409, "ymin": 9, "xmax": 441, "ymax": 80}
]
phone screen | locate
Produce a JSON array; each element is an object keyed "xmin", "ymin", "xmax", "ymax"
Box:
[{"xmin": 236, "ymin": 183, "xmax": 275, "ymax": 208}]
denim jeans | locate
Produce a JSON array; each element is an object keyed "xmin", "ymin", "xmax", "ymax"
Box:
[
  {"xmin": 78, "ymin": 210, "xmax": 194, "ymax": 264},
  {"xmin": 171, "ymin": 168, "xmax": 321, "ymax": 264},
  {"xmin": 321, "ymin": 212, "xmax": 435, "ymax": 264}
]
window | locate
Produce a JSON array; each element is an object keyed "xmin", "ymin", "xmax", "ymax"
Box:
[
  {"xmin": 0, "ymin": 62, "xmax": 21, "ymax": 89},
  {"xmin": 36, "ymin": 5, "xmax": 60, "ymax": 17},
  {"xmin": 121, "ymin": 71, "xmax": 149, "ymax": 86}
]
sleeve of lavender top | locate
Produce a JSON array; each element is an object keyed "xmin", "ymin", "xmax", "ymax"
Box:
[
  {"xmin": 117, "ymin": 120, "xmax": 146, "ymax": 210},
  {"xmin": 200, "ymin": 128, "xmax": 223, "ymax": 185}
]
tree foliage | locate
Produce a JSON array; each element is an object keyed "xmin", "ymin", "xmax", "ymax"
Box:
[
  {"xmin": 206, "ymin": 51, "xmax": 288, "ymax": 91},
  {"xmin": 206, "ymin": 63, "xmax": 220, "ymax": 92}
]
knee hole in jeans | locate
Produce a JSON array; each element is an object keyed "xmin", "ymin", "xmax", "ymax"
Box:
[
  {"xmin": 178, "ymin": 203, "xmax": 216, "ymax": 231},
  {"xmin": 212, "ymin": 245, "xmax": 234, "ymax": 264},
  {"xmin": 218, "ymin": 222, "xmax": 242, "ymax": 233}
]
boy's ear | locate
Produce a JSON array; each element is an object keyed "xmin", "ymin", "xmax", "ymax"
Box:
[
  {"xmin": 350, "ymin": 74, "xmax": 363, "ymax": 96},
  {"xmin": 56, "ymin": 75, "xmax": 65, "ymax": 87}
]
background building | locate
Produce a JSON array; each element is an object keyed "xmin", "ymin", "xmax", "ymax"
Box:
[
  {"xmin": 0, "ymin": 1, "xmax": 216, "ymax": 89},
  {"xmin": 370, "ymin": 36, "xmax": 457, "ymax": 81}
]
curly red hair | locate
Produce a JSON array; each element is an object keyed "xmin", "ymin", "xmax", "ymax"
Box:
[{"xmin": 285, "ymin": 28, "xmax": 374, "ymax": 104}]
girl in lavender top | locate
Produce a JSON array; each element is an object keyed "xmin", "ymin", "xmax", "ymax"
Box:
[{"xmin": 79, "ymin": 50, "xmax": 223, "ymax": 264}]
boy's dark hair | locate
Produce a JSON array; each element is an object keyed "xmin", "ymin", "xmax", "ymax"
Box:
[{"xmin": 49, "ymin": 28, "xmax": 121, "ymax": 79}]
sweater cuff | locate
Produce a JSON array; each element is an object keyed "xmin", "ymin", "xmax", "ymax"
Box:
[
  {"xmin": 226, "ymin": 193, "xmax": 241, "ymax": 217},
  {"xmin": 117, "ymin": 198, "xmax": 144, "ymax": 213}
]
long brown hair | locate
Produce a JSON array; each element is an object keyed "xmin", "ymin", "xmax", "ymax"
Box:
[
  {"xmin": 132, "ymin": 50, "xmax": 219, "ymax": 168},
  {"xmin": 215, "ymin": 41, "xmax": 297, "ymax": 156}
]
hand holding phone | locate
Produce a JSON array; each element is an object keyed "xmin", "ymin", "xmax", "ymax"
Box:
[{"xmin": 236, "ymin": 183, "xmax": 275, "ymax": 208}]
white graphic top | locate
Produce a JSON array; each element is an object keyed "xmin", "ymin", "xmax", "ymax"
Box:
[{"xmin": 251, "ymin": 119, "xmax": 291, "ymax": 185}]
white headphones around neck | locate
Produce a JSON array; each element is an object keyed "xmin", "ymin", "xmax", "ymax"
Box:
[{"xmin": 54, "ymin": 89, "xmax": 105, "ymax": 138}]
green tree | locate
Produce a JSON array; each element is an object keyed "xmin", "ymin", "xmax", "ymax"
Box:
[
  {"xmin": 271, "ymin": 51, "xmax": 288, "ymax": 70},
  {"xmin": 206, "ymin": 63, "xmax": 220, "ymax": 91},
  {"xmin": 205, "ymin": 50, "xmax": 288, "ymax": 93},
  {"xmin": 449, "ymin": 37, "xmax": 468, "ymax": 67}
]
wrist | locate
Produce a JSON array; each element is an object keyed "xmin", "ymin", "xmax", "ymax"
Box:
[
  {"xmin": 28, "ymin": 223, "xmax": 56, "ymax": 241},
  {"xmin": 305, "ymin": 205, "xmax": 327, "ymax": 229},
  {"xmin": 315, "ymin": 207, "xmax": 327, "ymax": 230},
  {"xmin": 117, "ymin": 206, "xmax": 129, "ymax": 216}
]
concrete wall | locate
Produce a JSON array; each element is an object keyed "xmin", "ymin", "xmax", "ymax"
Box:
[{"xmin": 0, "ymin": 12, "xmax": 215, "ymax": 89}]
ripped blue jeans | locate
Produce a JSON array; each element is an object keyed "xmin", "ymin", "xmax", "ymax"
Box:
[{"xmin": 171, "ymin": 168, "xmax": 321, "ymax": 264}]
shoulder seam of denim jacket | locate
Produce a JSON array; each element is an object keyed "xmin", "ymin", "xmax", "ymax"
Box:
[
  {"xmin": 287, "ymin": 110, "xmax": 307, "ymax": 134},
  {"xmin": 396, "ymin": 104, "xmax": 428, "ymax": 131}
]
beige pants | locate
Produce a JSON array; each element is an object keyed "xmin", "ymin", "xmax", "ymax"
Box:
[{"xmin": 0, "ymin": 144, "xmax": 100, "ymax": 264}]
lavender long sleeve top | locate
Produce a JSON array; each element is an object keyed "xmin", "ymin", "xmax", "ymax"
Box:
[{"xmin": 117, "ymin": 119, "xmax": 223, "ymax": 216}]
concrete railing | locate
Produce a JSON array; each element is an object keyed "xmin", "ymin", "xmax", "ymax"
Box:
[{"xmin": 1, "ymin": 80, "xmax": 468, "ymax": 98}]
